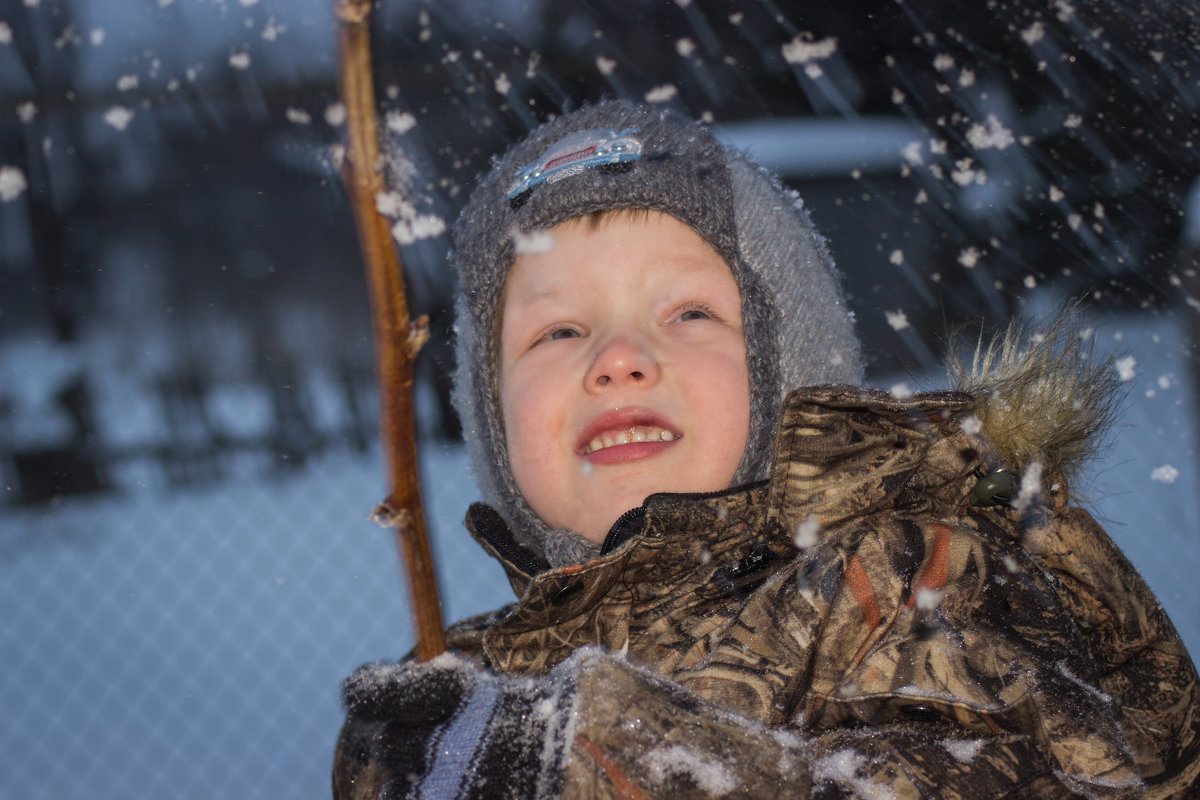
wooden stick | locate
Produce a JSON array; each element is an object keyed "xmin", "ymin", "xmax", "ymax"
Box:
[{"xmin": 334, "ymin": 0, "xmax": 446, "ymax": 660}]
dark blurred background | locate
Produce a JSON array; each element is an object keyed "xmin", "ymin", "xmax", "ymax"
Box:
[{"xmin": 3, "ymin": 1, "xmax": 1199, "ymax": 797}]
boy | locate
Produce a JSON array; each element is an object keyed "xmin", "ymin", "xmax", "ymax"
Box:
[{"xmin": 334, "ymin": 101, "xmax": 1199, "ymax": 798}]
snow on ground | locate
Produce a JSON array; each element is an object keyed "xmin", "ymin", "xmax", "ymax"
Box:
[{"xmin": 1, "ymin": 308, "xmax": 1197, "ymax": 799}]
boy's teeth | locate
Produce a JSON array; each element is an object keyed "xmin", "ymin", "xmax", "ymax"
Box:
[{"xmin": 585, "ymin": 426, "xmax": 678, "ymax": 454}]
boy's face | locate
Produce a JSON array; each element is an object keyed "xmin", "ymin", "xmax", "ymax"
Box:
[{"xmin": 499, "ymin": 210, "xmax": 751, "ymax": 544}]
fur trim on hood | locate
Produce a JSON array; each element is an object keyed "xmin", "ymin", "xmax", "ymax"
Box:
[{"xmin": 948, "ymin": 307, "xmax": 1126, "ymax": 488}]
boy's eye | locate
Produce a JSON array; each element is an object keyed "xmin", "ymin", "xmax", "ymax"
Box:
[
  {"xmin": 531, "ymin": 326, "xmax": 582, "ymax": 347},
  {"xmin": 677, "ymin": 305, "xmax": 715, "ymax": 322}
]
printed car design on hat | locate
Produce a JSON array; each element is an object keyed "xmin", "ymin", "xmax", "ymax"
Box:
[{"xmin": 505, "ymin": 128, "xmax": 642, "ymax": 206}]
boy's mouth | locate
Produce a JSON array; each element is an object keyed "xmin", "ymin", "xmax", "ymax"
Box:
[
  {"xmin": 576, "ymin": 408, "xmax": 681, "ymax": 462},
  {"xmin": 582, "ymin": 425, "xmax": 679, "ymax": 454}
]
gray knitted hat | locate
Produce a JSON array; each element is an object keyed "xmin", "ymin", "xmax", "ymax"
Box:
[{"xmin": 450, "ymin": 100, "xmax": 863, "ymax": 564}]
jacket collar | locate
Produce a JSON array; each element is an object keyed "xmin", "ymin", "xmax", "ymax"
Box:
[
  {"xmin": 467, "ymin": 385, "xmax": 985, "ymax": 591},
  {"xmin": 766, "ymin": 385, "xmax": 982, "ymax": 536}
]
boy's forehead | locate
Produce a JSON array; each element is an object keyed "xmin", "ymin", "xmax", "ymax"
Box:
[{"xmin": 511, "ymin": 214, "xmax": 724, "ymax": 278}]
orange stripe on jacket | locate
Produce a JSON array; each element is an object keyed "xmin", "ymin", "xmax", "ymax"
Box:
[
  {"xmin": 576, "ymin": 734, "xmax": 649, "ymax": 800},
  {"xmin": 845, "ymin": 554, "xmax": 882, "ymax": 630},
  {"xmin": 907, "ymin": 522, "xmax": 952, "ymax": 608}
]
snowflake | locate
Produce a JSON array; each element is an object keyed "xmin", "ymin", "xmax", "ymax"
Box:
[
  {"xmin": 966, "ymin": 114, "xmax": 1015, "ymax": 150},
  {"xmin": 325, "ymin": 102, "xmax": 347, "ymax": 127},
  {"xmin": 1115, "ymin": 356, "xmax": 1136, "ymax": 382},
  {"xmin": 386, "ymin": 110, "xmax": 416, "ymax": 134},
  {"xmin": 1151, "ymin": 465, "xmax": 1179, "ymax": 484},
  {"xmin": 104, "ymin": 106, "xmax": 134, "ymax": 131},
  {"xmin": 596, "ymin": 56, "xmax": 616, "ymax": 76},
  {"xmin": 886, "ymin": 309, "xmax": 910, "ymax": 331},
  {"xmin": 0, "ymin": 166, "xmax": 28, "ymax": 202},
  {"xmin": 959, "ymin": 415, "xmax": 983, "ymax": 435},
  {"xmin": 793, "ymin": 517, "xmax": 820, "ymax": 549},
  {"xmin": 511, "ymin": 227, "xmax": 555, "ymax": 255},
  {"xmin": 782, "ymin": 35, "xmax": 837, "ymax": 65},
  {"xmin": 644, "ymin": 84, "xmax": 678, "ymax": 103},
  {"xmin": 915, "ymin": 587, "xmax": 944, "ymax": 611},
  {"xmin": 228, "ymin": 51, "xmax": 251, "ymax": 70}
]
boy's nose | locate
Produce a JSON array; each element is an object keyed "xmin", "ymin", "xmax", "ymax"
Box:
[{"xmin": 584, "ymin": 337, "xmax": 661, "ymax": 392}]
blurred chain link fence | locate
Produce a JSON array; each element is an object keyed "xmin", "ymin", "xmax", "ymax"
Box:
[{"xmin": 1, "ymin": 358, "xmax": 511, "ymax": 799}]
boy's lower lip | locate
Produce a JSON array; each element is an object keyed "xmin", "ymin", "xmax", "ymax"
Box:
[{"xmin": 581, "ymin": 438, "xmax": 678, "ymax": 466}]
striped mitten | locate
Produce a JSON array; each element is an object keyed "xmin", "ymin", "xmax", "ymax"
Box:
[{"xmin": 337, "ymin": 653, "xmax": 576, "ymax": 799}]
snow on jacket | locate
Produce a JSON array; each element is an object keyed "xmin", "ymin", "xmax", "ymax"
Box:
[{"xmin": 334, "ymin": 383, "xmax": 1200, "ymax": 799}]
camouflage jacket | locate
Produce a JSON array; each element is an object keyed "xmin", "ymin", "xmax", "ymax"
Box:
[{"xmin": 338, "ymin": 386, "xmax": 1200, "ymax": 798}]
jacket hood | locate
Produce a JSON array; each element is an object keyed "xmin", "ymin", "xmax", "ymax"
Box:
[{"xmin": 948, "ymin": 309, "xmax": 1125, "ymax": 493}]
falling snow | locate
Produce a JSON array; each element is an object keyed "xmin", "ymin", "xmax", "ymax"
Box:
[
  {"xmin": 17, "ymin": 102, "xmax": 36, "ymax": 123},
  {"xmin": 782, "ymin": 35, "xmax": 838, "ymax": 65},
  {"xmin": 595, "ymin": 56, "xmax": 616, "ymax": 76},
  {"xmin": 1012, "ymin": 462, "xmax": 1044, "ymax": 512},
  {"xmin": 1151, "ymin": 465, "xmax": 1180, "ymax": 484},
  {"xmin": 386, "ymin": 110, "xmax": 417, "ymax": 134},
  {"xmin": 794, "ymin": 517, "xmax": 820, "ymax": 549},
  {"xmin": 902, "ymin": 141, "xmax": 924, "ymax": 166},
  {"xmin": 0, "ymin": 22, "xmax": 13, "ymax": 45},
  {"xmin": 103, "ymin": 106, "xmax": 134, "ymax": 131},
  {"xmin": 494, "ymin": 73, "xmax": 511, "ymax": 95},
  {"xmin": 952, "ymin": 158, "xmax": 982, "ymax": 186},
  {"xmin": 392, "ymin": 213, "xmax": 446, "ymax": 246},
  {"xmin": 285, "ymin": 107, "xmax": 311, "ymax": 125},
  {"xmin": 1021, "ymin": 21, "xmax": 1046, "ymax": 45},
  {"xmin": 324, "ymin": 103, "xmax": 347, "ymax": 127},
  {"xmin": 958, "ymin": 247, "xmax": 981, "ymax": 268},
  {"xmin": 0, "ymin": 166, "xmax": 28, "ymax": 202},
  {"xmin": 511, "ymin": 227, "xmax": 556, "ymax": 255},
  {"xmin": 261, "ymin": 18, "xmax": 285, "ymax": 41},
  {"xmin": 966, "ymin": 114, "xmax": 1015, "ymax": 150},
  {"xmin": 229, "ymin": 51, "xmax": 251, "ymax": 70},
  {"xmin": 1055, "ymin": 0, "xmax": 1077, "ymax": 22},
  {"xmin": 117, "ymin": 74, "xmax": 139, "ymax": 92},
  {"xmin": 886, "ymin": 310, "xmax": 910, "ymax": 330},
  {"xmin": 915, "ymin": 587, "xmax": 944, "ymax": 611},
  {"xmin": 676, "ymin": 38, "xmax": 696, "ymax": 57},
  {"xmin": 645, "ymin": 84, "xmax": 678, "ymax": 103},
  {"xmin": 959, "ymin": 415, "xmax": 983, "ymax": 435},
  {"xmin": 1115, "ymin": 356, "xmax": 1137, "ymax": 382}
]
